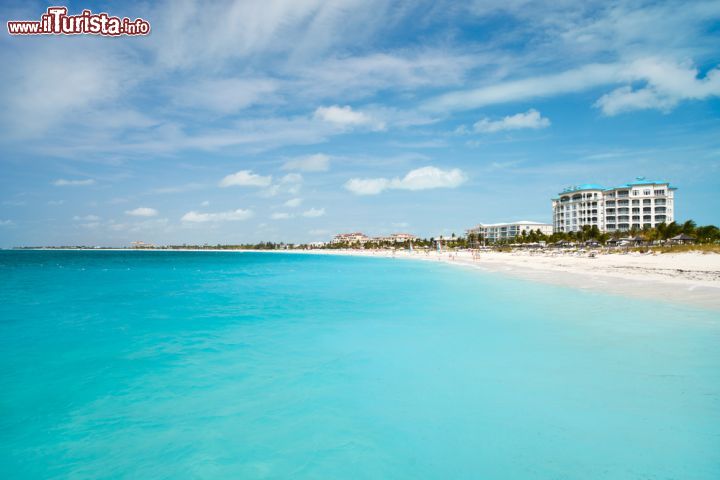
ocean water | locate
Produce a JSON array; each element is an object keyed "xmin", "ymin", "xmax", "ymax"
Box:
[{"xmin": 0, "ymin": 251, "xmax": 718, "ymax": 479}]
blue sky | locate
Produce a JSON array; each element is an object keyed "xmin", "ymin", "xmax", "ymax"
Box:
[{"xmin": 1, "ymin": 0, "xmax": 719, "ymax": 247}]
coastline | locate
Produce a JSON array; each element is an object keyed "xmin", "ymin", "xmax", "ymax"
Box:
[
  {"xmin": 11, "ymin": 248, "xmax": 720, "ymax": 310},
  {"xmin": 297, "ymin": 249, "xmax": 720, "ymax": 310}
]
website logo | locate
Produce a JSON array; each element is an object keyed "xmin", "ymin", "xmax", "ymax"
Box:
[{"xmin": 7, "ymin": 6, "xmax": 150, "ymax": 36}]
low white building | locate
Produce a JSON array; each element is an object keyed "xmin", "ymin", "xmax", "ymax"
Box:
[
  {"xmin": 377, "ymin": 233, "xmax": 417, "ymax": 243},
  {"xmin": 307, "ymin": 241, "xmax": 328, "ymax": 248},
  {"xmin": 466, "ymin": 221, "xmax": 553, "ymax": 243},
  {"xmin": 331, "ymin": 232, "xmax": 370, "ymax": 244}
]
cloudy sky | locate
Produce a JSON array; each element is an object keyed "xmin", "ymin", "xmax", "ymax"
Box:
[{"xmin": 1, "ymin": 0, "xmax": 719, "ymax": 246}]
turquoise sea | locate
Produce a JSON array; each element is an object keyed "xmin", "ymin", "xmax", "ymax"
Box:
[{"xmin": 1, "ymin": 250, "xmax": 718, "ymax": 479}]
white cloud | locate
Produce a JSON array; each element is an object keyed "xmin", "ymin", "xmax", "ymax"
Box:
[
  {"xmin": 345, "ymin": 166, "xmax": 467, "ymax": 195},
  {"xmin": 262, "ymin": 173, "xmax": 304, "ymax": 197},
  {"xmin": 280, "ymin": 173, "xmax": 303, "ymax": 184},
  {"xmin": 297, "ymin": 51, "xmax": 477, "ymax": 99},
  {"xmin": 109, "ymin": 222, "xmax": 128, "ymax": 232},
  {"xmin": 125, "ymin": 207, "xmax": 158, "ymax": 217},
  {"xmin": 425, "ymin": 63, "xmax": 622, "ymax": 112},
  {"xmin": 171, "ymin": 77, "xmax": 277, "ymax": 114},
  {"xmin": 219, "ymin": 170, "xmax": 272, "ymax": 188},
  {"xmin": 594, "ymin": 59, "xmax": 720, "ymax": 115},
  {"xmin": 53, "ymin": 179, "xmax": 96, "ymax": 187},
  {"xmin": 427, "ymin": 58, "xmax": 720, "ymax": 116},
  {"xmin": 3, "ymin": 46, "xmax": 134, "ymax": 137},
  {"xmin": 149, "ymin": 1, "xmax": 392, "ymax": 70},
  {"xmin": 73, "ymin": 215, "xmax": 101, "ymax": 221},
  {"xmin": 181, "ymin": 209, "xmax": 254, "ymax": 222},
  {"xmin": 314, "ymin": 105, "xmax": 385, "ymax": 130},
  {"xmin": 47, "ymin": 200, "xmax": 64, "ymax": 206},
  {"xmin": 393, "ymin": 166, "xmax": 467, "ymax": 191},
  {"xmin": 473, "ymin": 109, "xmax": 550, "ymax": 133},
  {"xmin": 284, "ymin": 198, "xmax": 303, "ymax": 208},
  {"xmin": 150, "ymin": 183, "xmax": 206, "ymax": 194},
  {"xmin": 201, "ymin": 200, "xmax": 210, "ymax": 206},
  {"xmin": 344, "ymin": 177, "xmax": 391, "ymax": 195},
  {"xmin": 282, "ymin": 153, "xmax": 331, "ymax": 172},
  {"xmin": 0, "ymin": 219, "xmax": 13, "ymax": 226},
  {"xmin": 271, "ymin": 212, "xmax": 293, "ymax": 220},
  {"xmin": 302, "ymin": 207, "xmax": 326, "ymax": 218}
]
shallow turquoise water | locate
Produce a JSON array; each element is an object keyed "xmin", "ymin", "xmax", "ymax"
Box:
[{"xmin": 0, "ymin": 250, "xmax": 718, "ymax": 479}]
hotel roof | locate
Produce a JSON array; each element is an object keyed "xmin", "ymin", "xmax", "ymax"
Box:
[{"xmin": 558, "ymin": 177, "xmax": 675, "ymax": 195}]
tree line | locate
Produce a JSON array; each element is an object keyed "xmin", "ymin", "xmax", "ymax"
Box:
[{"xmin": 468, "ymin": 220, "xmax": 719, "ymax": 246}]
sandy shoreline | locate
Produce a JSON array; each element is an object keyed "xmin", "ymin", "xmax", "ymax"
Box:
[
  {"xmin": 16, "ymin": 248, "xmax": 720, "ymax": 309},
  {"xmin": 298, "ymin": 249, "xmax": 720, "ymax": 310}
]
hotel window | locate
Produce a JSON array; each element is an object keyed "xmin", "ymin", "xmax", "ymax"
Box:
[
  {"xmin": 643, "ymin": 199, "xmax": 651, "ymax": 205},
  {"xmin": 643, "ymin": 189, "xmax": 651, "ymax": 195},
  {"xmin": 632, "ymin": 190, "xmax": 639, "ymax": 196},
  {"xmin": 654, "ymin": 189, "xmax": 665, "ymax": 195},
  {"xmin": 632, "ymin": 200, "xmax": 639, "ymax": 205},
  {"xmin": 632, "ymin": 208, "xmax": 640, "ymax": 213}
]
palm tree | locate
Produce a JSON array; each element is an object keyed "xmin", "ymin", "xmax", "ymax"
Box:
[{"xmin": 682, "ymin": 220, "xmax": 697, "ymax": 235}]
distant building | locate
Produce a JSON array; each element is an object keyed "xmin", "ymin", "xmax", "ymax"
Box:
[
  {"xmin": 551, "ymin": 177, "xmax": 676, "ymax": 233},
  {"xmin": 466, "ymin": 221, "xmax": 553, "ymax": 243},
  {"xmin": 377, "ymin": 233, "xmax": 417, "ymax": 243},
  {"xmin": 331, "ymin": 232, "xmax": 370, "ymax": 244}
]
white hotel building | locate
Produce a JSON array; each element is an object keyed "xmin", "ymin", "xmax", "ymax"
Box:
[
  {"xmin": 552, "ymin": 177, "xmax": 676, "ymax": 233},
  {"xmin": 466, "ymin": 221, "xmax": 554, "ymax": 243}
]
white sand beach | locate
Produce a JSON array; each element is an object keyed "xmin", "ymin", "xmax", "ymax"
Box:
[{"xmin": 302, "ymin": 249, "xmax": 720, "ymax": 310}]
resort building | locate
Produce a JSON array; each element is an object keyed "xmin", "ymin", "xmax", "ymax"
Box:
[
  {"xmin": 331, "ymin": 232, "xmax": 370, "ymax": 244},
  {"xmin": 466, "ymin": 221, "xmax": 553, "ymax": 243},
  {"xmin": 376, "ymin": 233, "xmax": 417, "ymax": 243},
  {"xmin": 552, "ymin": 177, "xmax": 676, "ymax": 233}
]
